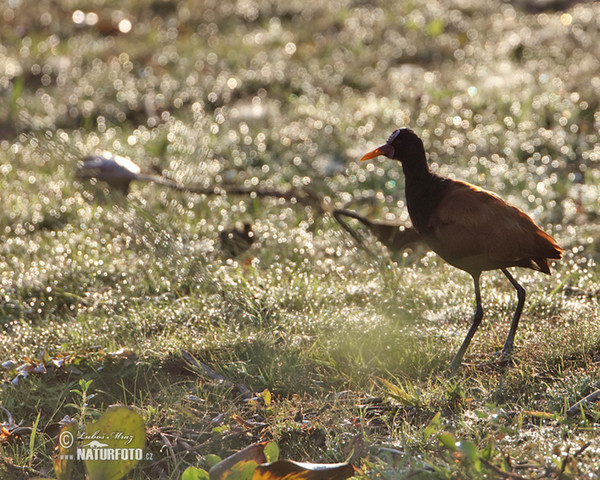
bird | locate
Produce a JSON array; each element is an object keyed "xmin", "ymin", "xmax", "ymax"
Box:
[
  {"xmin": 219, "ymin": 223, "xmax": 256, "ymax": 259},
  {"xmin": 361, "ymin": 128, "xmax": 563, "ymax": 373},
  {"xmin": 76, "ymin": 151, "xmax": 183, "ymax": 193},
  {"xmin": 76, "ymin": 151, "xmax": 143, "ymax": 193}
]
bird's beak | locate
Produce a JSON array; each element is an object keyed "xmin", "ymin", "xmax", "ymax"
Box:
[{"xmin": 360, "ymin": 144, "xmax": 394, "ymax": 161}]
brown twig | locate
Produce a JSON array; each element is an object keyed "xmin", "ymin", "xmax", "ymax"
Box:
[
  {"xmin": 481, "ymin": 458, "xmax": 529, "ymax": 479},
  {"xmin": 158, "ymin": 431, "xmax": 178, "ymax": 467},
  {"xmin": 163, "ymin": 182, "xmax": 327, "ymax": 212},
  {"xmin": 575, "ymin": 441, "xmax": 591, "ymax": 457},
  {"xmin": 567, "ymin": 388, "xmax": 600, "ymax": 416}
]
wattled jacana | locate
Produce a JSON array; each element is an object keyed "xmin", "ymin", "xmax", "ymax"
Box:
[
  {"xmin": 361, "ymin": 128, "xmax": 563, "ymax": 373},
  {"xmin": 220, "ymin": 223, "xmax": 256, "ymax": 259}
]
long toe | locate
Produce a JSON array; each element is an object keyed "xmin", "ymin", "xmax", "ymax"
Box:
[
  {"xmin": 447, "ymin": 358, "xmax": 462, "ymax": 375},
  {"xmin": 499, "ymin": 349, "xmax": 513, "ymax": 367},
  {"xmin": 475, "ymin": 355, "xmax": 512, "ymax": 371},
  {"xmin": 501, "ymin": 342, "xmax": 514, "ymax": 357}
]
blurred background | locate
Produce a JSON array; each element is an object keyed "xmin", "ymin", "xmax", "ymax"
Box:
[
  {"xmin": 2, "ymin": 0, "xmax": 598, "ymax": 224},
  {"xmin": 1, "ymin": 0, "xmax": 600, "ymax": 478}
]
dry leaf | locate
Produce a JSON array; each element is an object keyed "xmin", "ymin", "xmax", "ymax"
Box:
[
  {"xmin": 209, "ymin": 443, "xmax": 266, "ymax": 480},
  {"xmin": 252, "ymin": 460, "xmax": 355, "ymax": 480}
]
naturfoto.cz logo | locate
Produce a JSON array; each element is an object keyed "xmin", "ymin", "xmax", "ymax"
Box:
[{"xmin": 58, "ymin": 429, "xmax": 151, "ymax": 461}]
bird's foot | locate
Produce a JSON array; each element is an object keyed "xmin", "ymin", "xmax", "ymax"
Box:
[
  {"xmin": 476, "ymin": 350, "xmax": 513, "ymax": 369},
  {"xmin": 445, "ymin": 356, "xmax": 466, "ymax": 376}
]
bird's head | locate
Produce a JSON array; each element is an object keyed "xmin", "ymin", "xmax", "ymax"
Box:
[{"xmin": 360, "ymin": 128, "xmax": 424, "ymax": 163}]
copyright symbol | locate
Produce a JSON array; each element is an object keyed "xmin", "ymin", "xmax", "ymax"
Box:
[{"xmin": 59, "ymin": 431, "xmax": 74, "ymax": 449}]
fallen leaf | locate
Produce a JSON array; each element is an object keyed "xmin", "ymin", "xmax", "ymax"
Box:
[
  {"xmin": 439, "ymin": 432, "xmax": 457, "ymax": 451},
  {"xmin": 83, "ymin": 406, "xmax": 146, "ymax": 480},
  {"xmin": 53, "ymin": 419, "xmax": 78, "ymax": 480},
  {"xmin": 209, "ymin": 443, "xmax": 266, "ymax": 480},
  {"xmin": 252, "ymin": 460, "xmax": 355, "ymax": 480},
  {"xmin": 263, "ymin": 442, "xmax": 279, "ymax": 463},
  {"xmin": 182, "ymin": 466, "xmax": 210, "ymax": 480}
]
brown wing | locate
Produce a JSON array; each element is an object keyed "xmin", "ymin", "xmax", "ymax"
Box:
[{"xmin": 425, "ymin": 180, "xmax": 562, "ymax": 274}]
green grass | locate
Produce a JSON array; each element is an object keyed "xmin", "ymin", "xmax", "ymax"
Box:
[{"xmin": 1, "ymin": 0, "xmax": 600, "ymax": 478}]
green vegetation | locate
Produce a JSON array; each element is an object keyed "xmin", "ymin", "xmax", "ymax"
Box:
[{"xmin": 1, "ymin": 0, "xmax": 600, "ymax": 478}]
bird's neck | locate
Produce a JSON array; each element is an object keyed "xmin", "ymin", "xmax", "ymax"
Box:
[
  {"xmin": 400, "ymin": 155, "xmax": 432, "ymax": 183},
  {"xmin": 401, "ymin": 159, "xmax": 449, "ymax": 235}
]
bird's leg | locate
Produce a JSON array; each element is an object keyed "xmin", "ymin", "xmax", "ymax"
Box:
[
  {"xmin": 449, "ymin": 274, "xmax": 483, "ymax": 374},
  {"xmin": 500, "ymin": 268, "xmax": 526, "ymax": 357}
]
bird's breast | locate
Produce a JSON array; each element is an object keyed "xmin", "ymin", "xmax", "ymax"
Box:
[{"xmin": 404, "ymin": 177, "xmax": 450, "ymax": 236}]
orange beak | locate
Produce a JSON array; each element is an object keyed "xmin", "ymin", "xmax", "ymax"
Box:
[{"xmin": 360, "ymin": 144, "xmax": 394, "ymax": 161}]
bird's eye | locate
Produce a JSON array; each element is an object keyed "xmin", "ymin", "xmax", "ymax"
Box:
[{"xmin": 387, "ymin": 129, "xmax": 400, "ymax": 143}]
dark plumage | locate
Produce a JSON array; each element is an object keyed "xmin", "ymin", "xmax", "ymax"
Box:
[
  {"xmin": 361, "ymin": 128, "xmax": 563, "ymax": 372},
  {"xmin": 219, "ymin": 223, "xmax": 255, "ymax": 259}
]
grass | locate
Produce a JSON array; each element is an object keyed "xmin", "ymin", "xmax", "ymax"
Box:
[{"xmin": 1, "ymin": 0, "xmax": 600, "ymax": 478}]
